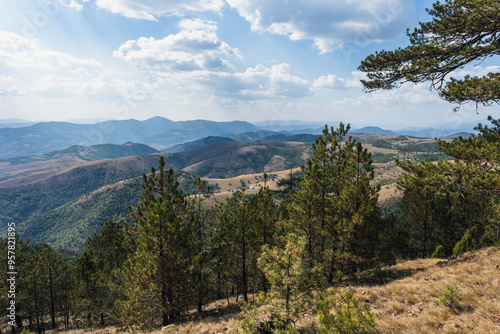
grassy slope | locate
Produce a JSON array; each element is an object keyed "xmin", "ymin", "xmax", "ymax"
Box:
[
  {"xmin": 162, "ymin": 246, "xmax": 500, "ymax": 334},
  {"xmin": 365, "ymin": 246, "xmax": 500, "ymax": 333},
  {"xmin": 58, "ymin": 247, "xmax": 500, "ymax": 333}
]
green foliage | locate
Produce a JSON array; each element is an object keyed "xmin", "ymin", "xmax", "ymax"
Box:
[
  {"xmin": 396, "ymin": 116, "xmax": 500, "ymax": 258},
  {"xmin": 289, "ymin": 124, "xmax": 382, "ymax": 278},
  {"xmin": 122, "ymin": 157, "xmax": 194, "ymax": 327},
  {"xmin": 359, "ymin": 0, "xmax": 500, "ymax": 108},
  {"xmin": 236, "ymin": 303, "xmax": 259, "ymax": 334},
  {"xmin": 317, "ymin": 290, "xmax": 376, "ymax": 334},
  {"xmin": 72, "ymin": 220, "xmax": 135, "ymax": 325},
  {"xmin": 431, "ymin": 245, "xmax": 447, "ymax": 259},
  {"xmin": 0, "ymin": 238, "xmax": 73, "ymax": 332},
  {"xmin": 453, "ymin": 226, "xmax": 481, "ymax": 256},
  {"xmin": 439, "ymin": 286, "xmax": 463, "ymax": 313},
  {"xmin": 370, "ymin": 153, "xmax": 397, "ymax": 163},
  {"xmin": 258, "ymin": 233, "xmax": 323, "ymax": 327}
]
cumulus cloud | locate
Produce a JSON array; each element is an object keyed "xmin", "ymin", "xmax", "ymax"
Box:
[
  {"xmin": 95, "ymin": 0, "xmax": 224, "ymax": 20},
  {"xmin": 210, "ymin": 63, "xmax": 310, "ymax": 100},
  {"xmin": 226, "ymin": 0, "xmax": 416, "ymax": 53},
  {"xmin": 0, "ymin": 31, "xmax": 131, "ymax": 98},
  {"xmin": 312, "ymin": 71, "xmax": 366, "ymax": 90},
  {"xmin": 114, "ymin": 19, "xmax": 240, "ymax": 71},
  {"xmin": 453, "ymin": 65, "xmax": 500, "ymax": 78}
]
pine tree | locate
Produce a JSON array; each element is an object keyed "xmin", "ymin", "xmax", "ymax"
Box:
[
  {"xmin": 289, "ymin": 124, "xmax": 380, "ymax": 280},
  {"xmin": 359, "ymin": 0, "xmax": 500, "ymax": 109},
  {"xmin": 192, "ymin": 177, "xmax": 211, "ymax": 313},
  {"xmin": 258, "ymin": 233, "xmax": 324, "ymax": 328},
  {"xmin": 73, "ymin": 220, "xmax": 134, "ymax": 325},
  {"xmin": 123, "ymin": 157, "xmax": 192, "ymax": 327},
  {"xmin": 396, "ymin": 118, "xmax": 500, "ymax": 257}
]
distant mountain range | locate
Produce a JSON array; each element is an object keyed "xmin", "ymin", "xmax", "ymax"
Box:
[
  {"xmin": 351, "ymin": 126, "xmax": 399, "ymax": 136},
  {"xmin": 1, "ymin": 142, "xmax": 158, "ymax": 165},
  {"xmin": 0, "ymin": 117, "xmax": 259, "ymax": 158},
  {"xmin": 0, "ymin": 117, "xmax": 484, "ymax": 158}
]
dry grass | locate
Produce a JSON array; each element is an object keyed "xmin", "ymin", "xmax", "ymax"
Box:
[
  {"xmin": 57, "ymin": 247, "xmax": 500, "ymax": 334},
  {"xmin": 198, "ymin": 168, "xmax": 301, "ymax": 207},
  {"xmin": 357, "ymin": 246, "xmax": 500, "ymax": 333}
]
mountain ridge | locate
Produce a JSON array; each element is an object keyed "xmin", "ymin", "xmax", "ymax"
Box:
[{"xmin": 0, "ymin": 117, "xmax": 259, "ymax": 158}]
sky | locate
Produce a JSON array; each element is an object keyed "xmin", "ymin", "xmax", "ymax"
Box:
[{"xmin": 0, "ymin": 0, "xmax": 498, "ymax": 129}]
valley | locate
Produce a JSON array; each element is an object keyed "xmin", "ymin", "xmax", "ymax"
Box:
[{"xmin": 0, "ymin": 126, "xmax": 449, "ymax": 250}]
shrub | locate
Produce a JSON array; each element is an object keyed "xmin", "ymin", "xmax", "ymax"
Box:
[
  {"xmin": 453, "ymin": 226, "xmax": 480, "ymax": 256},
  {"xmin": 317, "ymin": 290, "xmax": 376, "ymax": 334},
  {"xmin": 236, "ymin": 303, "xmax": 258, "ymax": 334},
  {"xmin": 439, "ymin": 285, "xmax": 463, "ymax": 313},
  {"xmin": 431, "ymin": 245, "xmax": 446, "ymax": 258}
]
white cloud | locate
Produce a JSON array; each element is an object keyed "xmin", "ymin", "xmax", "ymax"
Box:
[
  {"xmin": 0, "ymin": 31, "xmax": 128, "ymax": 99},
  {"xmin": 312, "ymin": 71, "xmax": 365, "ymax": 90},
  {"xmin": 114, "ymin": 19, "xmax": 239, "ymax": 71},
  {"xmin": 58, "ymin": 0, "xmax": 91, "ymax": 11},
  {"xmin": 453, "ymin": 65, "xmax": 500, "ymax": 78},
  {"xmin": 95, "ymin": 0, "xmax": 224, "ymax": 20},
  {"xmin": 210, "ymin": 63, "xmax": 310, "ymax": 100},
  {"xmin": 226, "ymin": 0, "xmax": 416, "ymax": 53},
  {"xmin": 0, "ymin": 31, "xmax": 101, "ymax": 70},
  {"xmin": 335, "ymin": 83, "xmax": 440, "ymax": 107},
  {"xmin": 0, "ymin": 76, "xmax": 24, "ymax": 95}
]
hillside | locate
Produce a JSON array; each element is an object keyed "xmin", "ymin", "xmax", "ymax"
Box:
[
  {"xmin": 0, "ymin": 133, "xmax": 450, "ymax": 249},
  {"xmin": 351, "ymin": 126, "xmax": 398, "ymax": 136},
  {"xmin": 166, "ymin": 136, "xmax": 236, "ymax": 152},
  {"xmin": 0, "ymin": 142, "xmax": 311, "ymax": 248},
  {"xmin": 174, "ymin": 141, "xmax": 311, "ymax": 178},
  {"xmin": 55, "ymin": 247, "xmax": 500, "ymax": 333},
  {"xmin": 157, "ymin": 247, "xmax": 500, "ymax": 334}
]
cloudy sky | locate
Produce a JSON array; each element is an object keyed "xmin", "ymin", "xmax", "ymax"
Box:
[{"xmin": 0, "ymin": 0, "xmax": 498, "ymax": 128}]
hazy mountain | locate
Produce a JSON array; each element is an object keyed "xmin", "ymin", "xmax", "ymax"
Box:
[
  {"xmin": 396, "ymin": 120, "xmax": 482, "ymax": 138},
  {"xmin": 2, "ymin": 142, "xmax": 158, "ymax": 165},
  {"xmin": 0, "ymin": 117, "xmax": 259, "ymax": 158},
  {"xmin": 252, "ymin": 120, "xmax": 336, "ymax": 132},
  {"xmin": 229, "ymin": 130, "xmax": 277, "ymax": 142},
  {"xmin": 258, "ymin": 133, "xmax": 319, "ymax": 143},
  {"xmin": 351, "ymin": 126, "xmax": 399, "ymax": 136},
  {"xmin": 0, "ymin": 119, "xmax": 37, "ymax": 128},
  {"xmin": 166, "ymin": 136, "xmax": 236, "ymax": 153},
  {"xmin": 441, "ymin": 132, "xmax": 472, "ymax": 139}
]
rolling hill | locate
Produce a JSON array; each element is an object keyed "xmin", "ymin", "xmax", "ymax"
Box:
[
  {"xmin": 0, "ymin": 130, "xmax": 454, "ymax": 250},
  {"xmin": 166, "ymin": 136, "xmax": 236, "ymax": 153},
  {"xmin": 0, "ymin": 141, "xmax": 313, "ymax": 249}
]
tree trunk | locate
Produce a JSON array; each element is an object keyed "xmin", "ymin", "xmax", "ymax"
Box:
[
  {"xmin": 242, "ymin": 204, "xmax": 248, "ymax": 303},
  {"xmin": 48, "ymin": 257, "xmax": 56, "ymax": 330}
]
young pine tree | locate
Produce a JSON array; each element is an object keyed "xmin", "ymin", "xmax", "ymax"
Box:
[{"xmin": 122, "ymin": 157, "xmax": 193, "ymax": 327}]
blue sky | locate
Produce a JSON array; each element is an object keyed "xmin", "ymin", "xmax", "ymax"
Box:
[{"xmin": 0, "ymin": 0, "xmax": 498, "ymax": 129}]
